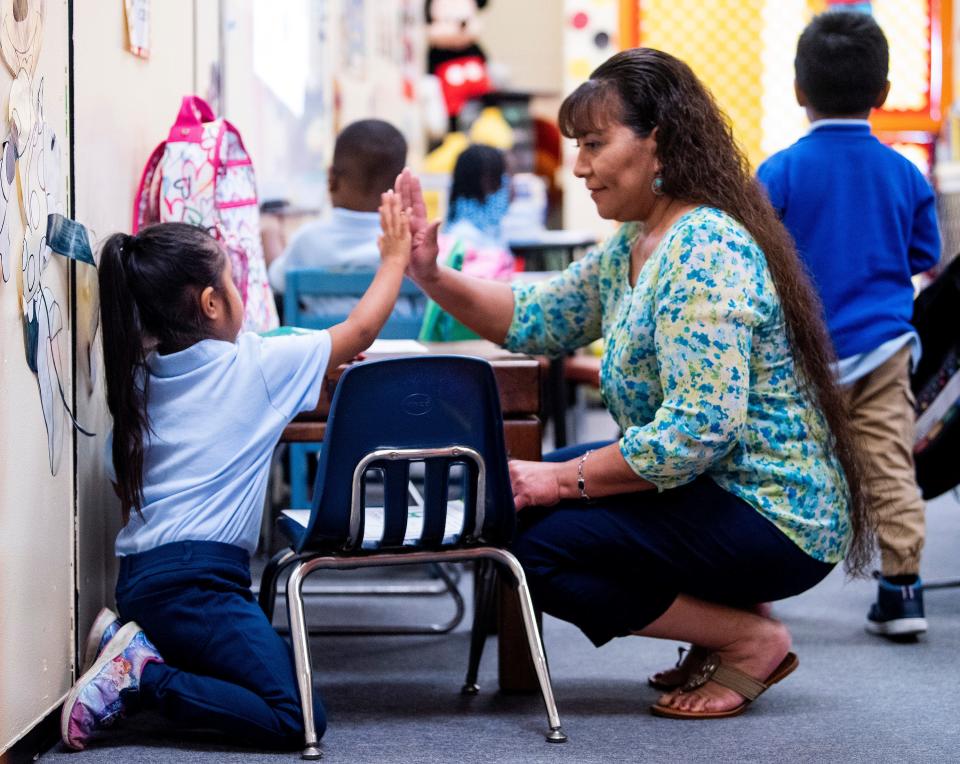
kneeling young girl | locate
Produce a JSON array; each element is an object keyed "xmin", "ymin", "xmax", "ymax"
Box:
[{"xmin": 62, "ymin": 192, "xmax": 411, "ymax": 750}]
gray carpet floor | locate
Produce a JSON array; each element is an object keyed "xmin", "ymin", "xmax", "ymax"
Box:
[{"xmin": 41, "ymin": 410, "xmax": 960, "ymax": 762}]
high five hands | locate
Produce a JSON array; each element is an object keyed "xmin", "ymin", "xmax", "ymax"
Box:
[
  {"xmin": 376, "ymin": 190, "xmax": 412, "ymax": 269},
  {"xmin": 394, "ymin": 168, "xmax": 442, "ymax": 283},
  {"xmin": 394, "ymin": 168, "xmax": 552, "ymax": 512}
]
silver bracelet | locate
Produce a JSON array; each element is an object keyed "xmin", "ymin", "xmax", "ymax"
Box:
[{"xmin": 577, "ymin": 449, "xmax": 593, "ymax": 501}]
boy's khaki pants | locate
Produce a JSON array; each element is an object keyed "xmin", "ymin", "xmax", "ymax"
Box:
[{"xmin": 842, "ymin": 344, "xmax": 925, "ymax": 576}]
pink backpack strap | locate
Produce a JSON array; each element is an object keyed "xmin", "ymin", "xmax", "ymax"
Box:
[
  {"xmin": 221, "ymin": 119, "xmax": 251, "ymax": 156},
  {"xmin": 168, "ymin": 95, "xmax": 216, "ymax": 143},
  {"xmin": 132, "ymin": 140, "xmax": 166, "ymax": 232}
]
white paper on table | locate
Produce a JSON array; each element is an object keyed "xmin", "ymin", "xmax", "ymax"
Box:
[{"xmin": 366, "ymin": 338, "xmax": 428, "ymax": 354}]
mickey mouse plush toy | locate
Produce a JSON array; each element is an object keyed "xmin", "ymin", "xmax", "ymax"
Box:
[{"xmin": 426, "ymin": 0, "xmax": 494, "ymax": 132}]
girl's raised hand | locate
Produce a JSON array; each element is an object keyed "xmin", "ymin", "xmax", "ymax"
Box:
[{"xmin": 377, "ymin": 190, "xmax": 412, "ymax": 269}]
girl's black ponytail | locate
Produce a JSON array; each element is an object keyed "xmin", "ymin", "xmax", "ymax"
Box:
[
  {"xmin": 99, "ymin": 232, "xmax": 150, "ymax": 516},
  {"xmin": 98, "ymin": 223, "xmax": 226, "ymax": 519}
]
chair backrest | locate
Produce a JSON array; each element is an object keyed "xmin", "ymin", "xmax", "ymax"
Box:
[
  {"xmin": 284, "ymin": 269, "xmax": 425, "ymax": 338},
  {"xmin": 295, "ymin": 356, "xmax": 516, "ymax": 554}
]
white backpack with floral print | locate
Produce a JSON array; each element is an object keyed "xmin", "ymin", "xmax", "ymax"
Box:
[{"xmin": 132, "ymin": 95, "xmax": 278, "ymax": 332}]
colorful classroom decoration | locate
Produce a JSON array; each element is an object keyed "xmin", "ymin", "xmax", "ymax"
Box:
[
  {"xmin": 607, "ymin": 0, "xmax": 951, "ymax": 172},
  {"xmin": 617, "ymin": 0, "xmax": 809, "ymax": 168},
  {"xmin": 0, "ymin": 0, "xmax": 95, "ymax": 474},
  {"xmin": 123, "ymin": 0, "xmax": 150, "ymax": 59},
  {"xmin": 425, "ymin": 0, "xmax": 494, "ymax": 133},
  {"xmin": 564, "ymin": 0, "xmax": 621, "ymax": 94},
  {"xmin": 870, "ymin": 0, "xmax": 952, "ymax": 176}
]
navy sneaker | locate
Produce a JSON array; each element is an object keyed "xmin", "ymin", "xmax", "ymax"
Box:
[{"xmin": 865, "ymin": 573, "xmax": 927, "ymax": 638}]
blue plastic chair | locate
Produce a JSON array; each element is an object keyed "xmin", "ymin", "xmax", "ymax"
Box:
[
  {"xmin": 283, "ymin": 268, "xmax": 426, "ymax": 509},
  {"xmin": 260, "ymin": 356, "xmax": 566, "ymax": 757},
  {"xmin": 284, "ymin": 268, "xmax": 425, "ymax": 336}
]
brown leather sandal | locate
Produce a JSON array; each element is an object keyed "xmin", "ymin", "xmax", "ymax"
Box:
[
  {"xmin": 647, "ymin": 645, "xmax": 709, "ymax": 691},
  {"xmin": 651, "ymin": 651, "xmax": 799, "ymax": 719}
]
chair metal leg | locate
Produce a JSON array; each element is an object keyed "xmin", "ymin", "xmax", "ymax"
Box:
[
  {"xmin": 280, "ymin": 548, "xmax": 565, "ymax": 746},
  {"xmin": 462, "ymin": 559, "xmax": 498, "ymax": 694},
  {"xmin": 286, "ymin": 561, "xmax": 323, "ymax": 760},
  {"xmin": 484, "ymin": 549, "xmax": 567, "ymax": 743},
  {"xmin": 268, "ymin": 562, "xmax": 466, "ymax": 636},
  {"xmin": 258, "ymin": 549, "xmax": 299, "ymax": 619}
]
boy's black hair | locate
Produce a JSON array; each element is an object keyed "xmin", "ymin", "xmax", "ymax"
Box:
[
  {"xmin": 795, "ymin": 11, "xmax": 889, "ymax": 116},
  {"xmin": 331, "ymin": 119, "xmax": 407, "ymax": 196}
]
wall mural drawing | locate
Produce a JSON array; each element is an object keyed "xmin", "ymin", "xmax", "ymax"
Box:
[
  {"xmin": 0, "ymin": 0, "xmax": 44, "ymax": 77},
  {"xmin": 0, "ymin": 0, "xmax": 96, "ymax": 474},
  {"xmin": 0, "ymin": 135, "xmax": 13, "ymax": 281}
]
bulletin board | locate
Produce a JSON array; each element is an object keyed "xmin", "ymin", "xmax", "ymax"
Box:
[
  {"xmin": 871, "ymin": 0, "xmax": 952, "ymax": 134},
  {"xmin": 617, "ymin": 0, "xmax": 814, "ymax": 167}
]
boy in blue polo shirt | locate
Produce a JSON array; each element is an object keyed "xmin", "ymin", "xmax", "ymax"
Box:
[{"xmin": 758, "ymin": 10, "xmax": 940, "ymax": 638}]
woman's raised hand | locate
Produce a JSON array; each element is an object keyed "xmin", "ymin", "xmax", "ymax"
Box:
[
  {"xmin": 395, "ymin": 168, "xmax": 441, "ymax": 282},
  {"xmin": 377, "ymin": 190, "xmax": 412, "ymax": 269}
]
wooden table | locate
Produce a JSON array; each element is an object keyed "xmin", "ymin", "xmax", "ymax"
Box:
[{"xmin": 281, "ymin": 339, "xmax": 543, "ymax": 693}]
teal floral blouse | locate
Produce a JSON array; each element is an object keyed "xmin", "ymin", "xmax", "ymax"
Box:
[{"xmin": 504, "ymin": 207, "xmax": 850, "ymax": 563}]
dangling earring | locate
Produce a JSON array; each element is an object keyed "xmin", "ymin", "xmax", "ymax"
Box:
[{"xmin": 651, "ymin": 175, "xmax": 665, "ymax": 196}]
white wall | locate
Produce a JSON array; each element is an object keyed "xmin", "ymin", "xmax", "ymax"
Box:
[
  {"xmin": 221, "ymin": 0, "xmax": 425, "ymax": 211},
  {"xmin": 0, "ymin": 0, "xmax": 73, "ymax": 750},
  {"xmin": 71, "ymin": 0, "xmax": 215, "ymax": 684},
  {"xmin": 2, "ymin": 0, "xmax": 212, "ymax": 752},
  {"xmin": 480, "ymin": 0, "xmax": 563, "ymax": 95}
]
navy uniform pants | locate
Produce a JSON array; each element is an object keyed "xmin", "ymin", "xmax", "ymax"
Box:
[
  {"xmin": 116, "ymin": 540, "xmax": 325, "ymax": 749},
  {"xmin": 512, "ymin": 442, "xmax": 835, "ymax": 646}
]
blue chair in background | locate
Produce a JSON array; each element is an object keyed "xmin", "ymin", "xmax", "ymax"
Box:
[
  {"xmin": 284, "ymin": 268, "xmax": 425, "ymax": 336},
  {"xmin": 259, "ymin": 356, "xmax": 566, "ymax": 758},
  {"xmin": 283, "ymin": 269, "xmax": 426, "ymax": 509}
]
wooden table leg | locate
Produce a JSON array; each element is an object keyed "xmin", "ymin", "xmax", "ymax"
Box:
[
  {"xmin": 548, "ymin": 357, "xmax": 568, "ymax": 449},
  {"xmin": 496, "ymin": 576, "xmax": 543, "ymax": 693},
  {"xmin": 498, "ymin": 418, "xmax": 544, "ymax": 693}
]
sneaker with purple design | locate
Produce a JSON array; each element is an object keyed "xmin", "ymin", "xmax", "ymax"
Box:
[
  {"xmin": 61, "ymin": 621, "xmax": 164, "ymax": 750},
  {"xmin": 81, "ymin": 607, "xmax": 123, "ymax": 674}
]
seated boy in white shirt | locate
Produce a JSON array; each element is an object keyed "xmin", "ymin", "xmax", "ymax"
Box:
[{"xmin": 269, "ymin": 119, "xmax": 419, "ymax": 318}]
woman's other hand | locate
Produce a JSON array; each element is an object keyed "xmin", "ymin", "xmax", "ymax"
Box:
[
  {"xmin": 395, "ymin": 168, "xmax": 441, "ymax": 283},
  {"xmin": 509, "ymin": 459, "xmax": 563, "ymax": 510},
  {"xmin": 377, "ymin": 190, "xmax": 411, "ymax": 270}
]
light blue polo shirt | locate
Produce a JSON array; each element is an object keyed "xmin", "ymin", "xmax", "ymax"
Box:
[{"xmin": 109, "ymin": 330, "xmax": 331, "ymax": 557}]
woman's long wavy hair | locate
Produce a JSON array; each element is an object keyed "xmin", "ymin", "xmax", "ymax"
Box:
[
  {"xmin": 98, "ymin": 223, "xmax": 228, "ymax": 519},
  {"xmin": 559, "ymin": 48, "xmax": 873, "ymax": 575}
]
